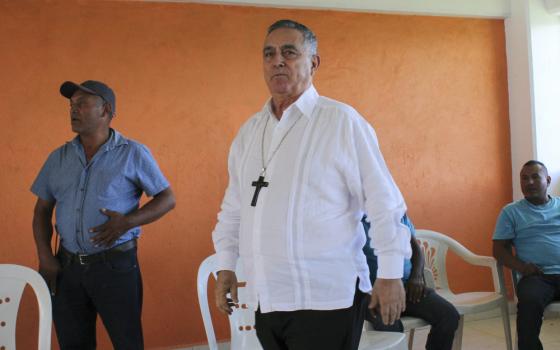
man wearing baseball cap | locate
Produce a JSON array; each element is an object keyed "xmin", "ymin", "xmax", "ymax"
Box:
[{"xmin": 31, "ymin": 80, "xmax": 176, "ymax": 349}]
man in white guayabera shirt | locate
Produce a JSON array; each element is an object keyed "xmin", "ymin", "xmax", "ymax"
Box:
[{"xmin": 212, "ymin": 19, "xmax": 411, "ymax": 350}]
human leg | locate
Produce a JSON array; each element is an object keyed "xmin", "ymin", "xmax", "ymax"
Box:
[
  {"xmin": 87, "ymin": 248, "xmax": 144, "ymax": 350},
  {"xmin": 402, "ymin": 288, "xmax": 459, "ymax": 350},
  {"xmin": 516, "ymin": 275, "xmax": 556, "ymax": 350},
  {"xmin": 255, "ymin": 282, "xmax": 368, "ymax": 350},
  {"xmin": 53, "ymin": 255, "xmax": 97, "ymax": 350}
]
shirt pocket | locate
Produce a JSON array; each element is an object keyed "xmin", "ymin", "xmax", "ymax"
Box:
[{"xmin": 95, "ymin": 173, "xmax": 137, "ymax": 200}]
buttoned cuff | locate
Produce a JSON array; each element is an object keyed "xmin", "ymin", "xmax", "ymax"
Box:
[
  {"xmin": 215, "ymin": 251, "xmax": 238, "ymax": 273},
  {"xmin": 376, "ymin": 255, "xmax": 405, "ymax": 279}
]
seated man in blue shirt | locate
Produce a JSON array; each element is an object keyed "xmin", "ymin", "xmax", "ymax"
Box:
[
  {"xmin": 363, "ymin": 214, "xmax": 459, "ymax": 350},
  {"xmin": 493, "ymin": 160, "xmax": 560, "ymax": 350}
]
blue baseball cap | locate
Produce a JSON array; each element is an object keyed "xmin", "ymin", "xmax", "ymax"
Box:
[{"xmin": 60, "ymin": 80, "xmax": 116, "ymax": 116}]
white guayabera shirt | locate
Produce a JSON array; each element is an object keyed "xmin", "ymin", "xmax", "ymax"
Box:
[{"xmin": 213, "ymin": 85, "xmax": 411, "ymax": 313}]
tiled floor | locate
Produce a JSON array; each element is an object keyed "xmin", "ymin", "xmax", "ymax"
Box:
[
  {"xmin": 180, "ymin": 314, "xmax": 560, "ymax": 350},
  {"xmin": 407, "ymin": 316, "xmax": 560, "ymax": 350}
]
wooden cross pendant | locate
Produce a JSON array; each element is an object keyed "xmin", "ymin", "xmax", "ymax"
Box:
[{"xmin": 251, "ymin": 175, "xmax": 269, "ymax": 206}]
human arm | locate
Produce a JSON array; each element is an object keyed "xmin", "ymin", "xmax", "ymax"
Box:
[
  {"xmin": 406, "ymin": 235, "xmax": 426, "ymax": 303},
  {"xmin": 215, "ymin": 270, "xmax": 239, "ymax": 315},
  {"xmin": 212, "ymin": 124, "xmax": 252, "ymax": 315},
  {"xmin": 90, "ymin": 187, "xmax": 176, "ymax": 246},
  {"xmin": 32, "ymin": 197, "xmax": 59, "ymax": 294},
  {"xmin": 493, "ymin": 239, "xmax": 543, "ymax": 276},
  {"xmin": 347, "ymin": 113, "xmax": 410, "ymax": 324}
]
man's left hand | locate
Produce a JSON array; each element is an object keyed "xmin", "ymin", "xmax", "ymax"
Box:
[
  {"xmin": 369, "ymin": 278, "xmax": 406, "ymax": 326},
  {"xmin": 89, "ymin": 208, "xmax": 130, "ymax": 247},
  {"xmin": 405, "ymin": 276, "xmax": 426, "ymax": 304}
]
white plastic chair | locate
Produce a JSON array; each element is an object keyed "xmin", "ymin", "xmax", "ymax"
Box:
[
  {"xmin": 359, "ymin": 329, "xmax": 408, "ymax": 350},
  {"xmin": 499, "ymin": 265, "xmax": 560, "ymax": 350},
  {"xmin": 401, "ymin": 316, "xmax": 429, "ymax": 349},
  {"xmin": 0, "ymin": 264, "xmax": 52, "ymax": 350},
  {"xmin": 198, "ymin": 254, "xmax": 410, "ymax": 350},
  {"xmin": 415, "ymin": 229, "xmax": 513, "ymax": 350},
  {"xmin": 197, "ymin": 255, "xmax": 262, "ymax": 350},
  {"xmin": 363, "ymin": 315, "xmax": 428, "ymax": 350}
]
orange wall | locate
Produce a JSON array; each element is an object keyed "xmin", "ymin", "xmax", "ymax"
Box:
[{"xmin": 0, "ymin": 0, "xmax": 511, "ymax": 348}]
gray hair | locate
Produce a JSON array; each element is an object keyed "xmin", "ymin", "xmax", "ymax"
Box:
[{"xmin": 267, "ymin": 19, "xmax": 318, "ymax": 55}]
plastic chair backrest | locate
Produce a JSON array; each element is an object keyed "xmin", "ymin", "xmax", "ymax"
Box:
[
  {"xmin": 415, "ymin": 230, "xmax": 451, "ymax": 291},
  {"xmin": 197, "ymin": 255, "xmax": 263, "ymax": 350},
  {"xmin": 0, "ymin": 264, "xmax": 52, "ymax": 350}
]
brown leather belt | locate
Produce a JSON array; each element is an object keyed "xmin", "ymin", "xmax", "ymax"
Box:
[{"xmin": 59, "ymin": 239, "xmax": 137, "ymax": 265}]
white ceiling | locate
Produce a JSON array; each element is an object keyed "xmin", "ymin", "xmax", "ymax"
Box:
[{"xmin": 137, "ymin": 0, "xmax": 511, "ymax": 19}]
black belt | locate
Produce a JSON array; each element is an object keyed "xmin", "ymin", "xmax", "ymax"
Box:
[{"xmin": 60, "ymin": 239, "xmax": 137, "ymax": 265}]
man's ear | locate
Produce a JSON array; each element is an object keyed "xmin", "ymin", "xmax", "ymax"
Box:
[
  {"xmin": 547, "ymin": 175, "xmax": 552, "ymax": 187},
  {"xmin": 103, "ymin": 103, "xmax": 113, "ymax": 119},
  {"xmin": 311, "ymin": 54, "xmax": 320, "ymax": 75}
]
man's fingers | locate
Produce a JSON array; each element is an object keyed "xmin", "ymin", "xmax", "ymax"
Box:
[
  {"xmin": 91, "ymin": 230, "xmax": 118, "ymax": 247},
  {"xmin": 230, "ymin": 283, "xmax": 239, "ymax": 303},
  {"xmin": 380, "ymin": 303, "xmax": 391, "ymax": 325},
  {"xmin": 368, "ymin": 294, "xmax": 379, "ymax": 310},
  {"xmin": 215, "ymin": 290, "xmax": 232, "ymax": 315},
  {"xmin": 49, "ymin": 278, "xmax": 57, "ymax": 296},
  {"xmin": 89, "ymin": 223, "xmax": 106, "ymax": 234},
  {"xmin": 100, "ymin": 208, "xmax": 117, "ymax": 216}
]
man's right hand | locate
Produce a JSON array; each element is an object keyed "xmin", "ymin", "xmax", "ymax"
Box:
[
  {"xmin": 519, "ymin": 262, "xmax": 543, "ymax": 277},
  {"xmin": 215, "ymin": 270, "xmax": 238, "ymax": 315},
  {"xmin": 369, "ymin": 278, "xmax": 406, "ymax": 326},
  {"xmin": 38, "ymin": 254, "xmax": 60, "ymax": 296}
]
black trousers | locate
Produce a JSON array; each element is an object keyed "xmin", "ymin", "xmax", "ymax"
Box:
[
  {"xmin": 516, "ymin": 274, "xmax": 560, "ymax": 350},
  {"xmin": 53, "ymin": 247, "xmax": 144, "ymax": 350},
  {"xmin": 254, "ymin": 283, "xmax": 368, "ymax": 350},
  {"xmin": 366, "ymin": 287, "xmax": 459, "ymax": 350}
]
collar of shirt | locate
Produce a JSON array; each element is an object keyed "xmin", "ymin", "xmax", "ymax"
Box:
[
  {"xmin": 69, "ymin": 129, "xmax": 129, "ymax": 164},
  {"xmin": 262, "ymin": 85, "xmax": 319, "ymax": 121}
]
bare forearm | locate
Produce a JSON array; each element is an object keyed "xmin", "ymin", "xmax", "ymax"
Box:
[
  {"xmin": 124, "ymin": 187, "xmax": 175, "ymax": 229},
  {"xmin": 409, "ymin": 237, "xmax": 424, "ymax": 279},
  {"xmin": 32, "ymin": 198, "xmax": 56, "ymax": 259},
  {"xmin": 33, "ymin": 217, "xmax": 54, "ymax": 257},
  {"xmin": 493, "ymin": 241, "xmax": 525, "ymax": 272}
]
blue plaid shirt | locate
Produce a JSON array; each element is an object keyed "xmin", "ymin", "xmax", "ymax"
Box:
[{"xmin": 31, "ymin": 129, "xmax": 169, "ymax": 254}]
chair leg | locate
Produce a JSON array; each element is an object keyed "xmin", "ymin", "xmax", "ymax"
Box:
[
  {"xmin": 501, "ymin": 300, "xmax": 513, "ymax": 350},
  {"xmin": 407, "ymin": 329, "xmax": 415, "ymax": 350},
  {"xmin": 451, "ymin": 315, "xmax": 464, "ymax": 350}
]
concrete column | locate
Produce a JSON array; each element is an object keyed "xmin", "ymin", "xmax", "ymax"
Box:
[{"xmin": 505, "ymin": 0, "xmax": 560, "ymax": 198}]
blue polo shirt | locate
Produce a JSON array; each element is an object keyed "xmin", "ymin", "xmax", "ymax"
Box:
[
  {"xmin": 362, "ymin": 214, "xmax": 414, "ymax": 283},
  {"xmin": 493, "ymin": 196, "xmax": 560, "ymax": 275},
  {"xmin": 31, "ymin": 129, "xmax": 169, "ymax": 254}
]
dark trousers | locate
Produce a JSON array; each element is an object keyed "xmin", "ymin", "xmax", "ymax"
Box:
[
  {"xmin": 53, "ymin": 247, "xmax": 144, "ymax": 350},
  {"xmin": 516, "ymin": 274, "xmax": 560, "ymax": 350},
  {"xmin": 366, "ymin": 288, "xmax": 459, "ymax": 350},
  {"xmin": 255, "ymin": 283, "xmax": 368, "ymax": 350}
]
